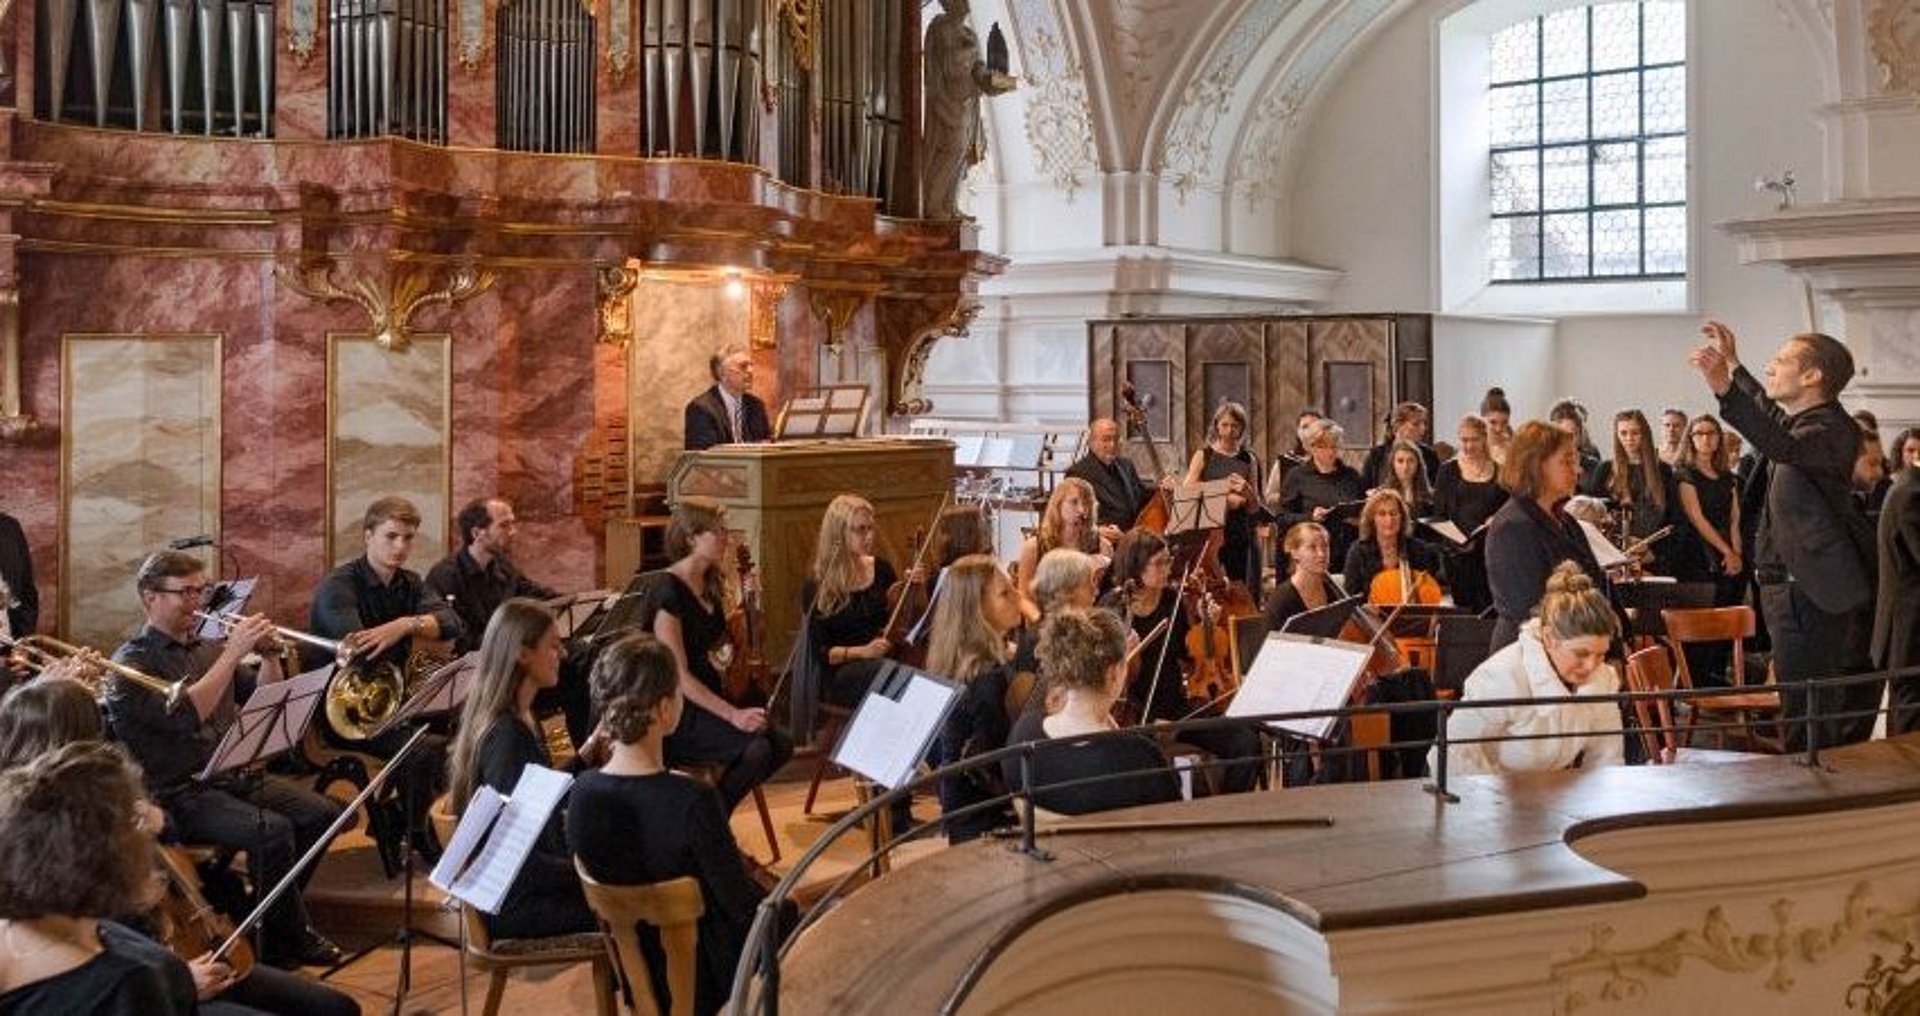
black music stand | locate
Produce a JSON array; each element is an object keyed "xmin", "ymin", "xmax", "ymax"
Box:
[
  {"xmin": 198, "ymin": 662, "xmax": 333, "ymax": 781},
  {"xmin": 323, "ymin": 656, "xmax": 470, "ymax": 1012}
]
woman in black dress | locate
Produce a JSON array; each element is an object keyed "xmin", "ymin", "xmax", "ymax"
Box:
[
  {"xmin": 568, "ymin": 636, "xmax": 793, "ymax": 1016},
  {"xmin": 1184, "ymin": 400, "xmax": 1262, "ymax": 593},
  {"xmin": 1379, "ymin": 438, "xmax": 1435, "ymax": 519},
  {"xmin": 445, "ymin": 598, "xmax": 598, "ymax": 940},
  {"xmin": 805, "ymin": 494, "xmax": 901, "ymax": 712},
  {"xmin": 650, "ymin": 497, "xmax": 793, "ymax": 813},
  {"xmin": 1433, "ymin": 414, "xmax": 1509, "ymax": 613},
  {"xmin": 1675, "ymin": 414, "xmax": 1744, "ymax": 687},
  {"xmin": 1589, "ymin": 409, "xmax": 1681, "ymax": 574},
  {"xmin": 1343, "ymin": 490, "xmax": 1446, "ymax": 603},
  {"xmin": 1263, "ymin": 522, "xmax": 1346, "ymax": 631},
  {"xmin": 1275, "ymin": 418, "xmax": 1367, "ymax": 573},
  {"xmin": 1550, "ymin": 398, "xmax": 1603, "ymax": 482},
  {"xmin": 1485, "ymin": 421, "xmax": 1609, "ymax": 650},
  {"xmin": 924, "ymin": 554, "xmax": 1024, "ymax": 842}
]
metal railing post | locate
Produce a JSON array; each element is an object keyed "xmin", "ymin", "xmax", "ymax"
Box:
[
  {"xmin": 1013, "ymin": 749, "xmax": 1052, "ymax": 861},
  {"xmin": 1802, "ymin": 672, "xmax": 1822, "ymax": 769},
  {"xmin": 1426, "ymin": 698, "xmax": 1458, "ymax": 802}
]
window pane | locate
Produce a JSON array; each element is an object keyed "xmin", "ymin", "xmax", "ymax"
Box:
[
  {"xmin": 1645, "ymin": 135, "xmax": 1686, "ymax": 202},
  {"xmin": 1543, "ymin": 212, "xmax": 1590, "ymax": 277},
  {"xmin": 1491, "ymin": 216, "xmax": 1541, "ymax": 281},
  {"xmin": 1541, "ymin": 144, "xmax": 1589, "ymax": 210},
  {"xmin": 1593, "ymin": 141, "xmax": 1639, "ymax": 204},
  {"xmin": 1591, "ymin": 2, "xmax": 1639, "ymax": 71},
  {"xmin": 1492, "ymin": 149, "xmax": 1540, "ymax": 213},
  {"xmin": 1645, "ymin": 206, "xmax": 1686, "ymax": 274},
  {"xmin": 1644, "ymin": 2, "xmax": 1685, "ymax": 64},
  {"xmin": 1591, "ymin": 71, "xmax": 1639, "ymax": 139},
  {"xmin": 1593, "ymin": 209, "xmax": 1641, "ymax": 275},
  {"xmin": 1489, "ymin": 84, "xmax": 1539, "ymax": 146},
  {"xmin": 1644, "ymin": 65, "xmax": 1685, "ymax": 133},
  {"xmin": 1490, "ymin": 20, "xmax": 1539, "ymax": 83},
  {"xmin": 1542, "ymin": 8, "xmax": 1588, "ymax": 77},
  {"xmin": 1541, "ymin": 78, "xmax": 1588, "ymax": 143}
]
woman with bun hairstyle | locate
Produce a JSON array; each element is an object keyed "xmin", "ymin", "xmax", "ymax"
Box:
[{"xmin": 1431, "ymin": 562, "xmax": 1625, "ymax": 775}]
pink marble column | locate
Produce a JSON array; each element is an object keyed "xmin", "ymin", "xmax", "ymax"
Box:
[{"xmin": 275, "ymin": 0, "xmax": 329, "ymax": 139}]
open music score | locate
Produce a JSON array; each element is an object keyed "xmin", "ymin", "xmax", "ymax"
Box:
[
  {"xmin": 775, "ymin": 384, "xmax": 870, "ymax": 439},
  {"xmin": 832, "ymin": 663, "xmax": 960, "ymax": 790},
  {"xmin": 429, "ymin": 764, "xmax": 572, "ymax": 915},
  {"xmin": 1224, "ymin": 634, "xmax": 1374, "ymax": 741}
]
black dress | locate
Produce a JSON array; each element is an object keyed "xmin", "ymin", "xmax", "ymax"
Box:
[
  {"xmin": 0, "ymin": 921, "xmax": 193, "ymax": 1016},
  {"xmin": 1432, "ymin": 460, "xmax": 1508, "ymax": 613},
  {"xmin": 1675, "ymin": 465, "xmax": 1738, "ymax": 583},
  {"xmin": 1484, "ymin": 496, "xmax": 1609, "ymax": 650},
  {"xmin": 929, "ymin": 661, "xmax": 1015, "ymax": 842},
  {"xmin": 1000, "ymin": 708, "xmax": 1180, "ymax": 816},
  {"xmin": 469, "ymin": 718, "xmax": 595, "ymax": 939},
  {"xmin": 1199, "ymin": 447, "xmax": 1262, "ymax": 591},
  {"xmin": 806, "ymin": 558, "xmax": 898, "ymax": 708},
  {"xmin": 1587, "ymin": 459, "xmax": 1682, "ymax": 575},
  {"xmin": 1342, "ymin": 537, "xmax": 1447, "ymax": 598},
  {"xmin": 568, "ymin": 771, "xmax": 794, "ymax": 1016},
  {"xmin": 656, "ymin": 574, "xmax": 794, "ymax": 811},
  {"xmin": 1275, "ymin": 463, "xmax": 1367, "ymax": 572}
]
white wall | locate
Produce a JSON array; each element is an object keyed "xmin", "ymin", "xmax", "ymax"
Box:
[
  {"xmin": 1290, "ymin": 0, "xmax": 1828, "ymax": 426},
  {"xmin": 1432, "ymin": 315, "xmax": 1556, "ymax": 428}
]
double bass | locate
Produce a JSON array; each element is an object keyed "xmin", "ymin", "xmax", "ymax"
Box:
[
  {"xmin": 724, "ymin": 544, "xmax": 774, "ymax": 706},
  {"xmin": 1119, "ymin": 383, "xmax": 1172, "ymax": 534}
]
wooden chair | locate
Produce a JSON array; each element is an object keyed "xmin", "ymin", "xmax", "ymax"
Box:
[
  {"xmin": 428, "ymin": 803, "xmax": 617, "ymax": 1016},
  {"xmin": 675, "ymin": 762, "xmax": 780, "ymax": 864},
  {"xmin": 573, "ymin": 862, "xmax": 705, "ymax": 1016},
  {"xmin": 1624, "ymin": 646, "xmax": 1766, "ymax": 766},
  {"xmin": 801, "ymin": 702, "xmax": 854, "ymax": 815},
  {"xmin": 1661, "ymin": 606, "xmax": 1783, "ymax": 752}
]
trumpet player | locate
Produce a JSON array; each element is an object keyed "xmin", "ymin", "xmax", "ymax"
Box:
[{"xmin": 104, "ymin": 550, "xmax": 347, "ymax": 969}]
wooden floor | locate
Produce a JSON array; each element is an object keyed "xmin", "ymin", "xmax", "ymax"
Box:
[{"xmin": 297, "ymin": 752, "xmax": 941, "ymax": 1015}]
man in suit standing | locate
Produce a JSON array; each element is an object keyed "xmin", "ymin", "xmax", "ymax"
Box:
[
  {"xmin": 1066, "ymin": 418, "xmax": 1153, "ymax": 544},
  {"xmin": 1692, "ymin": 320, "xmax": 1876, "ymax": 750},
  {"xmin": 684, "ymin": 344, "xmax": 772, "ymax": 450},
  {"xmin": 1874, "ymin": 458, "xmax": 1920, "ymax": 734}
]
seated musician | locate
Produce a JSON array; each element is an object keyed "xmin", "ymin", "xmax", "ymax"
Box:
[
  {"xmin": 568, "ymin": 636, "xmax": 795, "ymax": 1016},
  {"xmin": 924, "ymin": 554, "xmax": 1024, "ymax": 843},
  {"xmin": 1485, "ymin": 422, "xmax": 1609, "ymax": 651},
  {"xmin": 1015, "ymin": 477, "xmax": 1110, "ymax": 622},
  {"xmin": 1343, "ymin": 490, "xmax": 1446, "ymax": 603},
  {"xmin": 444, "ymin": 599, "xmax": 597, "ymax": 940},
  {"xmin": 1431, "ymin": 563, "xmax": 1625, "ymax": 776},
  {"xmin": 309, "ymin": 495, "xmax": 461, "ymax": 860},
  {"xmin": 1274, "ymin": 419, "xmax": 1367, "ymax": 573},
  {"xmin": 107, "ymin": 551, "xmax": 346, "ymax": 969},
  {"xmin": 1065, "ymin": 418, "xmax": 1152, "ymax": 545},
  {"xmin": 1010, "ymin": 547, "xmax": 1101, "ymax": 682},
  {"xmin": 647, "ymin": 498, "xmax": 793, "ymax": 814},
  {"xmin": 1001, "ymin": 607, "xmax": 1180, "ymax": 816},
  {"xmin": 683, "ymin": 344, "xmax": 771, "ymax": 451},
  {"xmin": 805, "ymin": 494, "xmax": 901, "ymax": 711},
  {"xmin": 932, "ymin": 505, "xmax": 994, "ymax": 570},
  {"xmin": 426, "ymin": 498, "xmax": 558, "ymax": 654},
  {"xmin": 1263, "ymin": 522, "xmax": 1347, "ymax": 632},
  {"xmin": 1183, "ymin": 401, "xmax": 1263, "ymax": 592},
  {"xmin": 2, "ymin": 679, "xmax": 358, "ymax": 1015},
  {"xmin": 1099, "ymin": 530, "xmax": 1261, "ymax": 794}
]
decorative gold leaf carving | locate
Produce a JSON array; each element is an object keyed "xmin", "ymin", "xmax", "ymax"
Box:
[
  {"xmin": 281, "ymin": 259, "xmax": 494, "ymax": 353},
  {"xmin": 596, "ymin": 264, "xmax": 641, "ymax": 347},
  {"xmin": 1868, "ymin": 0, "xmax": 1920, "ymax": 94}
]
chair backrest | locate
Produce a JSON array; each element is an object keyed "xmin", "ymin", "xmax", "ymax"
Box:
[
  {"xmin": 428, "ymin": 799, "xmax": 496, "ymax": 951},
  {"xmin": 1660, "ymin": 606, "xmax": 1756, "ymax": 687},
  {"xmin": 573, "ymin": 861, "xmax": 705, "ymax": 1016},
  {"xmin": 1623, "ymin": 645, "xmax": 1680, "ymax": 764}
]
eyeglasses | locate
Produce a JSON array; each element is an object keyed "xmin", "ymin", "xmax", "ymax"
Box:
[{"xmin": 153, "ymin": 585, "xmax": 209, "ymax": 600}]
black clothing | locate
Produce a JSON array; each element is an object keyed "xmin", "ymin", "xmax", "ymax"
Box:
[
  {"xmin": 684, "ymin": 385, "xmax": 772, "ymax": 451},
  {"xmin": 1274, "ymin": 462, "xmax": 1367, "ymax": 570},
  {"xmin": 655, "ymin": 574, "xmax": 794, "ymax": 810},
  {"xmin": 205, "ymin": 962, "xmax": 362, "ymax": 1016},
  {"xmin": 1065, "ymin": 451, "xmax": 1151, "ymax": 531},
  {"xmin": 309, "ymin": 556, "xmax": 464, "ymax": 670},
  {"xmin": 1262, "ymin": 576, "xmax": 1346, "ymax": 633},
  {"xmin": 468, "ymin": 718, "xmax": 594, "ymax": 939},
  {"xmin": 930, "ymin": 661, "xmax": 1015, "ymax": 842},
  {"xmin": 1361, "ymin": 440, "xmax": 1442, "ymax": 492},
  {"xmin": 1587, "ymin": 459, "xmax": 1682, "ymax": 574},
  {"xmin": 0, "ymin": 511, "xmax": 37, "ymax": 637},
  {"xmin": 1431, "ymin": 459, "xmax": 1506, "ymax": 613},
  {"xmin": 1001, "ymin": 709, "xmax": 1180, "ymax": 816},
  {"xmin": 1875, "ymin": 466, "xmax": 1920, "ymax": 734},
  {"xmin": 1341, "ymin": 537, "xmax": 1446, "ymax": 598},
  {"xmin": 0, "ymin": 920, "xmax": 193, "ymax": 1016},
  {"xmin": 1717, "ymin": 365, "xmax": 1875, "ymax": 750},
  {"xmin": 1198, "ymin": 446, "xmax": 1262, "ymax": 590},
  {"xmin": 424, "ymin": 548, "xmax": 559, "ymax": 653},
  {"xmin": 805, "ymin": 559, "xmax": 898, "ymax": 706},
  {"xmin": 1675, "ymin": 466, "xmax": 1738, "ymax": 581},
  {"xmin": 568, "ymin": 770, "xmax": 793, "ymax": 1016},
  {"xmin": 108, "ymin": 624, "xmax": 237, "ymax": 793},
  {"xmin": 1484, "ymin": 496, "xmax": 1608, "ymax": 651}
]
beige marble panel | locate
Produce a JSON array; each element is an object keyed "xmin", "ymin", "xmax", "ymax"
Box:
[
  {"xmin": 61, "ymin": 335, "xmax": 221, "ymax": 646},
  {"xmin": 626, "ymin": 277, "xmax": 752, "ymax": 489},
  {"xmin": 326, "ymin": 335, "xmax": 451, "ymax": 566}
]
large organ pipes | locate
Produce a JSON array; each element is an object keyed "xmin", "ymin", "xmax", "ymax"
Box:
[
  {"xmin": 663, "ymin": 0, "xmax": 684, "ymax": 151},
  {"xmin": 225, "ymin": 0, "xmax": 249, "ymax": 134},
  {"xmin": 716, "ymin": 0, "xmax": 736, "ymax": 158},
  {"xmin": 689, "ymin": 1, "xmax": 711, "ymax": 157},
  {"xmin": 85, "ymin": 0, "xmax": 124, "ymax": 127},
  {"xmin": 165, "ymin": 0, "xmax": 189, "ymax": 130},
  {"xmin": 643, "ymin": 0, "xmax": 662, "ymax": 152},
  {"xmin": 194, "ymin": 0, "xmax": 222, "ymax": 133},
  {"xmin": 43, "ymin": 0, "xmax": 79, "ymax": 120},
  {"xmin": 125, "ymin": 0, "xmax": 158, "ymax": 130},
  {"xmin": 772, "ymin": 0, "xmax": 806, "ymax": 186},
  {"xmin": 326, "ymin": 0, "xmax": 443, "ymax": 141},
  {"xmin": 495, "ymin": 0, "xmax": 592, "ymax": 152},
  {"xmin": 253, "ymin": 0, "xmax": 272, "ymax": 134}
]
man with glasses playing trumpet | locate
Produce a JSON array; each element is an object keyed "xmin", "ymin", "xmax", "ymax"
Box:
[{"xmin": 104, "ymin": 549, "xmax": 348, "ymax": 969}]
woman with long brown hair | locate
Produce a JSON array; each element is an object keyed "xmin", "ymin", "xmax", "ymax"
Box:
[
  {"xmin": 924, "ymin": 555, "xmax": 1024, "ymax": 842},
  {"xmin": 1588, "ymin": 409, "xmax": 1680, "ymax": 573},
  {"xmin": 1485, "ymin": 422, "xmax": 1610, "ymax": 650}
]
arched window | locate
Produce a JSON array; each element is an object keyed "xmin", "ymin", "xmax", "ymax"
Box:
[{"xmin": 1487, "ymin": 2, "xmax": 1686, "ymax": 282}]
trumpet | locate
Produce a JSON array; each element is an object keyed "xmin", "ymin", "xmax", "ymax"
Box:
[
  {"xmin": 2, "ymin": 633, "xmax": 187, "ymax": 712},
  {"xmin": 193, "ymin": 610, "xmax": 406, "ymax": 741}
]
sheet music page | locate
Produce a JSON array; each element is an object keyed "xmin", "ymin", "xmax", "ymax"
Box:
[
  {"xmin": 951, "ymin": 434, "xmax": 985, "ymax": 467},
  {"xmin": 906, "ymin": 568, "xmax": 952, "ymax": 645},
  {"xmin": 428, "ymin": 786, "xmax": 504, "ymax": 893},
  {"xmin": 447, "ymin": 765, "xmax": 573, "ymax": 913},
  {"xmin": 833, "ymin": 672, "xmax": 958, "ymax": 789},
  {"xmin": 195, "ymin": 577, "xmax": 257, "ymax": 640},
  {"xmin": 1423, "ymin": 518, "xmax": 1468, "ymax": 546},
  {"xmin": 1224, "ymin": 635, "xmax": 1373, "ymax": 740},
  {"xmin": 1576, "ymin": 520, "xmax": 1632, "ymax": 569}
]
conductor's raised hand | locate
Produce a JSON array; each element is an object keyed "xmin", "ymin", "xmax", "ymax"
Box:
[{"xmin": 1690, "ymin": 321, "xmax": 1738, "ymax": 396}]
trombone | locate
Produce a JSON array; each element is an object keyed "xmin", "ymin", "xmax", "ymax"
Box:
[
  {"xmin": 192, "ymin": 610, "xmax": 406, "ymax": 741},
  {"xmin": 2, "ymin": 633, "xmax": 187, "ymax": 712}
]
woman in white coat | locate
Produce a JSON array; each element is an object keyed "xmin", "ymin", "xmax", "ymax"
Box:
[{"xmin": 1433, "ymin": 561, "xmax": 1625, "ymax": 775}]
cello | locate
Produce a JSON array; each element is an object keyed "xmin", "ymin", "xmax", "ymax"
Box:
[
  {"xmin": 724, "ymin": 544, "xmax": 775, "ymax": 706},
  {"xmin": 150, "ymin": 843, "xmax": 255, "ymax": 982},
  {"xmin": 1119, "ymin": 382, "xmax": 1172, "ymax": 534}
]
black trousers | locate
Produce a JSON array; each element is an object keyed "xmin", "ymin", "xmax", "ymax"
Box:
[
  {"xmin": 203, "ymin": 964, "xmax": 361, "ymax": 1016},
  {"xmin": 1762, "ymin": 581, "xmax": 1878, "ymax": 751},
  {"xmin": 163, "ymin": 775, "xmax": 342, "ymax": 951},
  {"xmin": 663, "ymin": 704, "xmax": 794, "ymax": 812}
]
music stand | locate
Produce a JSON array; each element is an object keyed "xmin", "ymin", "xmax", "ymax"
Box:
[
  {"xmin": 195, "ymin": 577, "xmax": 259, "ymax": 641},
  {"xmin": 198, "ymin": 662, "xmax": 333, "ymax": 781},
  {"xmin": 1168, "ymin": 479, "xmax": 1232, "ymax": 538}
]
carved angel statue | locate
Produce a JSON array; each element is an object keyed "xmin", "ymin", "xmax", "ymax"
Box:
[{"xmin": 921, "ymin": 0, "xmax": 1016, "ymax": 220}]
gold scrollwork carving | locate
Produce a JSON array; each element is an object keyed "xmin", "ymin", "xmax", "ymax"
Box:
[
  {"xmin": 807, "ymin": 286, "xmax": 869, "ymax": 355},
  {"xmin": 1848, "ymin": 941, "xmax": 1920, "ymax": 1013},
  {"xmin": 1554, "ymin": 882, "xmax": 1920, "ymax": 1013},
  {"xmin": 0, "ymin": 286, "xmax": 44, "ymax": 443},
  {"xmin": 748, "ymin": 277, "xmax": 790, "ymax": 350},
  {"xmin": 596, "ymin": 264, "xmax": 641, "ymax": 346},
  {"xmin": 779, "ymin": 0, "xmax": 819, "ymax": 72},
  {"xmin": 281, "ymin": 259, "xmax": 495, "ymax": 353}
]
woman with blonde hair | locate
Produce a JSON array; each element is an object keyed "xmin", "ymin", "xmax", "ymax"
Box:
[
  {"xmin": 1274, "ymin": 417, "xmax": 1367, "ymax": 571},
  {"xmin": 924, "ymin": 554, "xmax": 1024, "ymax": 841},
  {"xmin": 805, "ymin": 494, "xmax": 902, "ymax": 711},
  {"xmin": 1432, "ymin": 562, "xmax": 1625, "ymax": 774},
  {"xmin": 1015, "ymin": 477, "xmax": 1107, "ymax": 620}
]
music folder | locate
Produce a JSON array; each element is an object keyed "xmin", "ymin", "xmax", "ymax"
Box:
[
  {"xmin": 1224, "ymin": 633, "xmax": 1373, "ymax": 741},
  {"xmin": 195, "ymin": 577, "xmax": 258, "ymax": 641},
  {"xmin": 430, "ymin": 764, "xmax": 572, "ymax": 915},
  {"xmin": 1419, "ymin": 518, "xmax": 1489, "ymax": 550},
  {"xmin": 831, "ymin": 661, "xmax": 961, "ymax": 790},
  {"xmin": 370, "ymin": 651, "xmax": 479, "ymax": 739},
  {"xmin": 198, "ymin": 661, "xmax": 334, "ymax": 780}
]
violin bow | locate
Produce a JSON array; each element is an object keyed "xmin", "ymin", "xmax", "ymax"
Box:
[
  {"xmin": 878, "ymin": 488, "xmax": 953, "ymax": 638},
  {"xmin": 1139, "ymin": 557, "xmax": 1197, "ymax": 723}
]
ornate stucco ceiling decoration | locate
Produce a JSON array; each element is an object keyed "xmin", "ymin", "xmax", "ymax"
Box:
[
  {"xmin": 1156, "ymin": 0, "xmax": 1297, "ymax": 202},
  {"xmin": 1868, "ymin": 0, "xmax": 1920, "ymax": 95},
  {"xmin": 1079, "ymin": 0, "xmax": 1194, "ymax": 165},
  {"xmin": 1008, "ymin": 0, "xmax": 1099, "ymax": 198}
]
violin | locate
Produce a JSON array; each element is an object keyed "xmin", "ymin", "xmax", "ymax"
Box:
[
  {"xmin": 150, "ymin": 843, "xmax": 255, "ymax": 981},
  {"xmin": 883, "ymin": 526, "xmax": 933, "ymax": 669},
  {"xmin": 723, "ymin": 545, "xmax": 774, "ymax": 706},
  {"xmin": 1119, "ymin": 382, "xmax": 1171, "ymax": 534}
]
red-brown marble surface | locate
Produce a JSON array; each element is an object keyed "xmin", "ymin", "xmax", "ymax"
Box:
[{"xmin": 273, "ymin": 1, "xmax": 329, "ymax": 141}]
